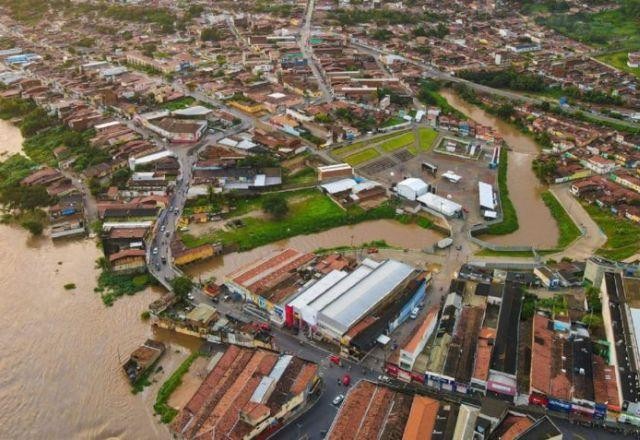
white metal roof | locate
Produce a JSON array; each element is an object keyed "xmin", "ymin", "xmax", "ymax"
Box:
[
  {"xmin": 478, "ymin": 181, "xmax": 496, "ymax": 210},
  {"xmin": 132, "ymin": 150, "xmax": 175, "ymax": 165},
  {"xmin": 289, "ymin": 270, "xmax": 348, "ymax": 326},
  {"xmin": 321, "ymin": 178, "xmax": 357, "ymax": 194},
  {"xmin": 442, "ymin": 171, "xmax": 462, "ymax": 183},
  {"xmin": 317, "ymin": 259, "xmax": 415, "ymax": 335},
  {"xmin": 318, "ymin": 163, "xmax": 352, "ymax": 172},
  {"xmin": 172, "ymin": 105, "xmax": 213, "ymax": 117},
  {"xmin": 398, "ymin": 177, "xmax": 428, "ymax": 192},
  {"xmin": 416, "ymin": 192, "xmax": 462, "ymax": 216}
]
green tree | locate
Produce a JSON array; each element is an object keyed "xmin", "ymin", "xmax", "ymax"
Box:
[
  {"xmin": 171, "ymin": 276, "xmax": 194, "ymax": 300},
  {"xmin": 262, "ymin": 195, "xmax": 289, "ymax": 219},
  {"xmin": 21, "ymin": 218, "xmax": 43, "ymax": 235}
]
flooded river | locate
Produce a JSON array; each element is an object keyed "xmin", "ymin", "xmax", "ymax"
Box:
[
  {"xmin": 0, "ymin": 225, "xmax": 177, "ymax": 439},
  {"xmin": 0, "ymin": 119, "xmax": 24, "ymax": 157},
  {"xmin": 440, "ymin": 90, "xmax": 558, "ymax": 248},
  {"xmin": 185, "ymin": 219, "xmax": 442, "ymax": 281}
]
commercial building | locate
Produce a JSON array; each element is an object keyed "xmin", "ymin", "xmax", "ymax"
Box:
[
  {"xmin": 317, "ymin": 163, "xmax": 353, "ymax": 182},
  {"xmin": 224, "ymin": 248, "xmax": 316, "ymax": 323},
  {"xmin": 171, "ymin": 346, "xmax": 319, "ymax": 440},
  {"xmin": 285, "ymin": 259, "xmax": 425, "ymax": 347},
  {"xmin": 327, "ymin": 380, "xmax": 459, "ymax": 440}
]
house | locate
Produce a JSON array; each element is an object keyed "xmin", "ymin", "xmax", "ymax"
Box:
[
  {"xmin": 108, "ymin": 249, "xmax": 147, "ymax": 273},
  {"xmin": 534, "ymin": 266, "xmax": 561, "ymax": 289}
]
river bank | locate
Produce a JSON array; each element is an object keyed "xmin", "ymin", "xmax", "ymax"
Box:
[
  {"xmin": 440, "ymin": 89, "xmax": 559, "ymax": 248},
  {"xmin": 184, "ymin": 219, "xmax": 443, "ymax": 281}
]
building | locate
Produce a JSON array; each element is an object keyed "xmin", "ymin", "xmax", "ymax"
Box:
[
  {"xmin": 171, "ymin": 346, "xmax": 319, "ymax": 439},
  {"xmin": 108, "ymin": 248, "xmax": 146, "ymax": 273},
  {"xmin": 327, "ymin": 380, "xmax": 459, "ymax": 440},
  {"xmin": 224, "ymin": 249, "xmax": 316, "ymax": 322},
  {"xmin": 396, "ymin": 306, "xmax": 440, "ymax": 372},
  {"xmin": 317, "ymin": 163, "xmax": 354, "ymax": 182},
  {"xmin": 417, "ymin": 192, "xmax": 463, "ymax": 217},
  {"xmin": 286, "ymin": 259, "xmax": 424, "ymax": 345},
  {"xmin": 396, "ymin": 177, "xmax": 429, "ymax": 201}
]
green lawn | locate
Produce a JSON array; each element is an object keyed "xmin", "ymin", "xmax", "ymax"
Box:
[
  {"xmin": 409, "ymin": 127, "xmax": 438, "ymax": 154},
  {"xmin": 282, "ymin": 167, "xmax": 317, "ymax": 189},
  {"xmin": 379, "ymin": 132, "xmax": 415, "ymax": 152},
  {"xmin": 583, "ymin": 202, "xmax": 640, "ymax": 261},
  {"xmin": 332, "ymin": 130, "xmax": 410, "ymax": 157},
  {"xmin": 541, "ymin": 191, "xmax": 581, "ymax": 248},
  {"xmin": 181, "ymin": 189, "xmax": 399, "ymax": 251},
  {"xmin": 161, "ymin": 96, "xmax": 195, "ymax": 111},
  {"xmin": 344, "ymin": 147, "xmax": 380, "ymax": 165},
  {"xmin": 597, "ymin": 50, "xmax": 640, "ymax": 80}
]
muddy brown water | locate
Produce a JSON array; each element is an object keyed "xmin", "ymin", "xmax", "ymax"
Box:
[
  {"xmin": 440, "ymin": 90, "xmax": 559, "ymax": 248},
  {"xmin": 0, "ymin": 119, "xmax": 24, "ymax": 157},
  {"xmin": 185, "ymin": 219, "xmax": 442, "ymax": 281}
]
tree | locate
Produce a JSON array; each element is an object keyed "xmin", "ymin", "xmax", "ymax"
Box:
[
  {"xmin": 262, "ymin": 195, "xmax": 288, "ymax": 219},
  {"xmin": 171, "ymin": 276, "xmax": 194, "ymax": 300},
  {"xmin": 21, "ymin": 218, "xmax": 43, "ymax": 235},
  {"xmin": 201, "ymin": 27, "xmax": 222, "ymax": 42}
]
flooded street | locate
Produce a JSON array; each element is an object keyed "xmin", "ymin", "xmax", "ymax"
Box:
[
  {"xmin": 0, "ymin": 119, "xmax": 24, "ymax": 157},
  {"xmin": 0, "ymin": 225, "xmax": 176, "ymax": 439},
  {"xmin": 185, "ymin": 219, "xmax": 442, "ymax": 280},
  {"xmin": 440, "ymin": 90, "xmax": 558, "ymax": 248}
]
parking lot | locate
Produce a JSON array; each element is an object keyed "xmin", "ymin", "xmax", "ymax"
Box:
[{"xmin": 357, "ymin": 135, "xmax": 498, "ymax": 225}]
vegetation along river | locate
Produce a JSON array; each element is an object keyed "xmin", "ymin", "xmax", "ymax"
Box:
[{"xmin": 440, "ymin": 89, "xmax": 559, "ymax": 248}]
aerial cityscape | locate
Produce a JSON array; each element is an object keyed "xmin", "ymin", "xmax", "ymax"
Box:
[{"xmin": 0, "ymin": 0, "xmax": 640, "ymax": 439}]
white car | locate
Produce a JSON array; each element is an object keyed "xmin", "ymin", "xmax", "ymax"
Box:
[
  {"xmin": 332, "ymin": 394, "xmax": 345, "ymax": 406},
  {"xmin": 378, "ymin": 375, "xmax": 391, "ymax": 383},
  {"xmin": 152, "ymin": 247, "xmax": 159, "ymax": 255}
]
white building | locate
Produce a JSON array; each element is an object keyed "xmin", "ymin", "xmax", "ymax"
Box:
[
  {"xmin": 396, "ymin": 178, "xmax": 429, "ymax": 201},
  {"xmin": 417, "ymin": 192, "xmax": 462, "ymax": 217}
]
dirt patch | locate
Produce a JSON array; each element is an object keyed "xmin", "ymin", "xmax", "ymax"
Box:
[{"xmin": 167, "ymin": 356, "xmax": 210, "ymax": 410}]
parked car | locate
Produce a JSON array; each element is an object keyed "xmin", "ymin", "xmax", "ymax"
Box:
[
  {"xmin": 332, "ymin": 394, "xmax": 345, "ymax": 406},
  {"xmin": 377, "ymin": 375, "xmax": 391, "ymax": 383},
  {"xmin": 152, "ymin": 247, "xmax": 159, "ymax": 255},
  {"xmin": 342, "ymin": 374, "xmax": 351, "ymax": 386}
]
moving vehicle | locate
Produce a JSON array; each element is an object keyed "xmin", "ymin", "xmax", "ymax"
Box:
[
  {"xmin": 378, "ymin": 375, "xmax": 390, "ymax": 383},
  {"xmin": 410, "ymin": 307, "xmax": 419, "ymax": 319},
  {"xmin": 342, "ymin": 374, "xmax": 351, "ymax": 386},
  {"xmin": 332, "ymin": 394, "xmax": 345, "ymax": 406}
]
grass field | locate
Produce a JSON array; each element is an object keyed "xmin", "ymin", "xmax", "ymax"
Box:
[
  {"xmin": 344, "ymin": 147, "xmax": 380, "ymax": 165},
  {"xmin": 539, "ymin": 6, "xmax": 640, "ymax": 49},
  {"xmin": 414, "ymin": 127, "xmax": 438, "ymax": 153},
  {"xmin": 541, "ymin": 190, "xmax": 581, "ymax": 248},
  {"xmin": 379, "ymin": 132, "xmax": 415, "ymax": 152},
  {"xmin": 597, "ymin": 50, "xmax": 640, "ymax": 79},
  {"xmin": 582, "ymin": 202, "xmax": 640, "ymax": 261},
  {"xmin": 161, "ymin": 96, "xmax": 195, "ymax": 111},
  {"xmin": 332, "ymin": 130, "xmax": 410, "ymax": 157},
  {"xmin": 181, "ymin": 189, "xmax": 397, "ymax": 251}
]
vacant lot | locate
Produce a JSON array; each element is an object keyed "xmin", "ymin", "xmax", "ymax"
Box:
[
  {"xmin": 597, "ymin": 50, "xmax": 640, "ymax": 79},
  {"xmin": 583, "ymin": 202, "xmax": 640, "ymax": 260},
  {"xmin": 181, "ymin": 189, "xmax": 398, "ymax": 250}
]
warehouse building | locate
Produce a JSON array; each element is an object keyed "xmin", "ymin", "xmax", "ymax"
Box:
[{"xmin": 285, "ymin": 258, "xmax": 427, "ymax": 353}]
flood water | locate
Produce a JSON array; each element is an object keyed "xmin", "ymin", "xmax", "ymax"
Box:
[
  {"xmin": 440, "ymin": 90, "xmax": 558, "ymax": 248},
  {"xmin": 0, "ymin": 119, "xmax": 24, "ymax": 157},
  {"xmin": 185, "ymin": 219, "xmax": 442, "ymax": 281},
  {"xmin": 0, "ymin": 225, "xmax": 176, "ymax": 439}
]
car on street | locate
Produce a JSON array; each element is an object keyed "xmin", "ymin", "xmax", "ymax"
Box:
[
  {"xmin": 377, "ymin": 375, "xmax": 391, "ymax": 383},
  {"xmin": 332, "ymin": 394, "xmax": 345, "ymax": 406},
  {"xmin": 187, "ymin": 293, "xmax": 194, "ymax": 300},
  {"xmin": 342, "ymin": 374, "xmax": 351, "ymax": 386},
  {"xmin": 152, "ymin": 247, "xmax": 159, "ymax": 255},
  {"xmin": 160, "ymin": 225, "xmax": 165, "ymax": 232}
]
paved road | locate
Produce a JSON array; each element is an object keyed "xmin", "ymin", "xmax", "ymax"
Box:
[
  {"xmin": 299, "ymin": 0, "xmax": 333, "ymax": 103},
  {"xmin": 349, "ymin": 39, "xmax": 640, "ymax": 131}
]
